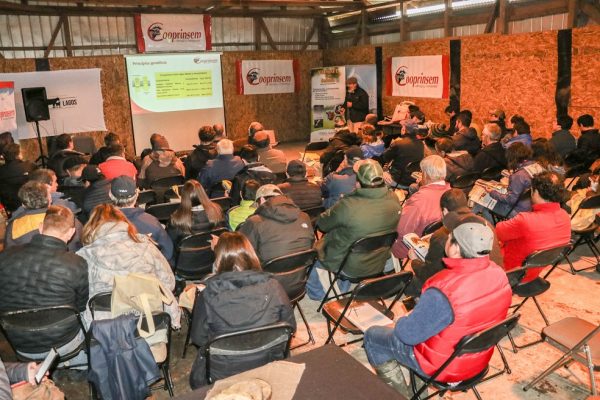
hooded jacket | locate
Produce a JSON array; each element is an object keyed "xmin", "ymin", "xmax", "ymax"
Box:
[
  {"xmin": 322, "ymin": 166, "xmax": 357, "ymax": 209},
  {"xmin": 238, "ymin": 196, "xmax": 314, "ymax": 264},
  {"xmin": 189, "ymin": 270, "xmax": 295, "ymax": 388},
  {"xmin": 278, "ymin": 176, "xmax": 322, "ymax": 210},
  {"xmin": 444, "ymin": 151, "xmax": 474, "ymax": 183},
  {"xmin": 472, "ymin": 141, "xmax": 507, "ymax": 173},
  {"xmin": 577, "ymin": 128, "xmax": 600, "ymax": 162}
]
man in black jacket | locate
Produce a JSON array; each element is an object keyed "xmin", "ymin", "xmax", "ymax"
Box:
[
  {"xmin": 452, "ymin": 110, "xmax": 481, "ymax": 156},
  {"xmin": 0, "ymin": 205, "xmax": 88, "ymax": 364},
  {"xmin": 47, "ymin": 134, "xmax": 84, "ymax": 181},
  {"xmin": 278, "ymin": 160, "xmax": 322, "ymax": 210},
  {"xmin": 320, "ymin": 128, "xmax": 361, "ymax": 176},
  {"xmin": 576, "ymin": 114, "xmax": 600, "ymax": 165},
  {"xmin": 0, "ymin": 143, "xmax": 37, "ymax": 212},
  {"xmin": 473, "ymin": 123, "xmax": 508, "ymax": 173},
  {"xmin": 550, "ymin": 115, "xmax": 576, "ymax": 159},
  {"xmin": 185, "ymin": 126, "xmax": 217, "ymax": 179},
  {"xmin": 81, "ymin": 165, "xmax": 111, "ymax": 220},
  {"xmin": 382, "ymin": 121, "xmax": 424, "ymax": 189},
  {"xmin": 344, "ymin": 77, "xmax": 369, "ymax": 133}
]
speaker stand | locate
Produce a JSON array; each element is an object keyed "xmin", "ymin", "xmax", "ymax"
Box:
[{"xmin": 33, "ymin": 121, "xmax": 48, "ymax": 168}]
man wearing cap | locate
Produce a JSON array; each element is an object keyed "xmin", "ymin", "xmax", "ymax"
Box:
[
  {"xmin": 199, "ymin": 139, "xmax": 244, "ymax": 195},
  {"xmin": 277, "ymin": 160, "xmax": 322, "ymax": 210},
  {"xmin": 81, "ymin": 165, "xmax": 111, "ymax": 220},
  {"xmin": 98, "ymin": 143, "xmax": 137, "ymax": 181},
  {"xmin": 343, "ymin": 76, "xmax": 369, "ymax": 133},
  {"xmin": 364, "ymin": 212, "xmax": 511, "ymax": 397},
  {"xmin": 382, "ymin": 120, "xmax": 425, "ymax": 189},
  {"xmin": 229, "ymin": 145, "xmax": 276, "ymax": 205},
  {"xmin": 238, "ymin": 184, "xmax": 314, "ymax": 264},
  {"xmin": 254, "ymin": 131, "xmax": 287, "ymax": 174},
  {"xmin": 186, "ymin": 126, "xmax": 218, "ymax": 180},
  {"xmin": 321, "ymin": 146, "xmax": 363, "ymax": 209},
  {"xmin": 307, "ymin": 159, "xmax": 401, "ymax": 300},
  {"xmin": 110, "ymin": 176, "xmax": 174, "ymax": 264}
]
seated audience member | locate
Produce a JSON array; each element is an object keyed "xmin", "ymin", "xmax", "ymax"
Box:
[
  {"xmin": 496, "ymin": 171, "xmax": 570, "ymax": 281},
  {"xmin": 451, "ymin": 110, "xmax": 481, "ymax": 156},
  {"xmin": 360, "ymin": 124, "xmax": 385, "ymax": 159},
  {"xmin": 504, "ymin": 119, "xmax": 533, "ymax": 148},
  {"xmin": 364, "ymin": 113, "xmax": 378, "ymax": 127},
  {"xmin": 109, "ymin": 176, "xmax": 174, "ymax": 263},
  {"xmin": 408, "ymin": 189, "xmax": 503, "ymax": 296},
  {"xmin": 185, "ymin": 126, "xmax": 217, "ymax": 180},
  {"xmin": 167, "ymin": 179, "xmax": 224, "ymax": 244},
  {"xmin": 485, "ymin": 142, "xmax": 544, "ymax": 218},
  {"xmin": 238, "ymin": 184, "xmax": 314, "ymax": 264},
  {"xmin": 434, "ymin": 138, "xmax": 474, "ymax": 184},
  {"xmin": 228, "ymin": 179, "xmax": 259, "ymax": 231},
  {"xmin": 489, "ymin": 109, "xmax": 508, "ymax": 138},
  {"xmin": 77, "ymin": 204, "xmax": 178, "ymax": 326},
  {"xmin": 199, "ymin": 139, "xmax": 244, "ymax": 194},
  {"xmin": 307, "ymin": 160, "xmax": 401, "ymax": 300},
  {"xmin": 320, "ymin": 128, "xmax": 361, "ymax": 175},
  {"xmin": 98, "ymin": 143, "xmax": 137, "ymax": 181},
  {"xmin": 410, "ymin": 109, "xmax": 426, "ymax": 125},
  {"xmin": 81, "ymin": 165, "xmax": 111, "ymax": 220},
  {"xmin": 61, "ymin": 156, "xmax": 88, "ymax": 187},
  {"xmin": 253, "ymin": 131, "xmax": 287, "ymax": 174},
  {"xmin": 0, "ymin": 143, "xmax": 37, "ymax": 212},
  {"xmin": 89, "ymin": 132, "xmax": 121, "ymax": 165},
  {"xmin": 364, "ymin": 214, "xmax": 511, "ymax": 397},
  {"xmin": 189, "ymin": 232, "xmax": 296, "ymax": 388},
  {"xmin": 382, "ymin": 121, "xmax": 425, "ymax": 189},
  {"xmin": 247, "ymin": 121, "xmax": 264, "ymax": 146},
  {"xmin": 0, "ymin": 131, "xmax": 15, "ymax": 162},
  {"xmin": 532, "ymin": 138, "xmax": 565, "ymax": 175},
  {"xmin": 4, "ymin": 181, "xmax": 50, "ymax": 248},
  {"xmin": 29, "ymin": 169, "xmax": 78, "ymax": 213},
  {"xmin": 391, "ymin": 156, "xmax": 450, "ymax": 260},
  {"xmin": 277, "ymin": 160, "xmax": 322, "ymax": 210},
  {"xmin": 576, "ymin": 114, "xmax": 600, "ymax": 164},
  {"xmin": 138, "ymin": 136, "xmax": 185, "ymax": 188},
  {"xmin": 322, "ymin": 146, "xmax": 363, "ymax": 209},
  {"xmin": 213, "ymin": 123, "xmax": 226, "ymax": 142},
  {"xmin": 550, "ymin": 115, "xmax": 576, "ymax": 159},
  {"xmin": 473, "ymin": 123, "xmax": 508, "ymax": 173},
  {"xmin": 445, "ymin": 105, "xmax": 459, "ymax": 136},
  {"xmin": 229, "ymin": 144, "xmax": 275, "ymax": 205},
  {"xmin": 47, "ymin": 133, "xmax": 84, "ymax": 180},
  {"xmin": 568, "ymin": 172, "xmax": 600, "ymax": 230},
  {"xmin": 0, "ymin": 206, "xmax": 88, "ymax": 365}
]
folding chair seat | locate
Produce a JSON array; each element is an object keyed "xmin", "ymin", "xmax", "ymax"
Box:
[
  {"xmin": 146, "ymin": 202, "xmax": 180, "ymax": 224},
  {"xmin": 480, "ymin": 166, "xmax": 503, "ymax": 181},
  {"xmin": 569, "ymin": 193, "xmax": 600, "ymax": 271},
  {"xmin": 321, "ymin": 271, "xmax": 412, "ymax": 345},
  {"xmin": 421, "ymin": 220, "xmax": 442, "ymax": 236},
  {"xmin": 175, "ymin": 228, "xmax": 228, "ymax": 281},
  {"xmin": 451, "ymin": 172, "xmax": 480, "ymax": 192},
  {"xmin": 150, "ymin": 176, "xmax": 185, "ymax": 203},
  {"xmin": 524, "ymin": 317, "xmax": 600, "ymax": 396},
  {"xmin": 409, "ymin": 314, "xmax": 520, "ymax": 400}
]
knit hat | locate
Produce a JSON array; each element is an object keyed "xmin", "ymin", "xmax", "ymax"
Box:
[
  {"xmin": 110, "ymin": 175, "xmax": 137, "ymax": 199},
  {"xmin": 63, "ymin": 156, "xmax": 87, "ymax": 171},
  {"xmin": 151, "ymin": 135, "xmax": 171, "ymax": 151},
  {"xmin": 445, "ymin": 212, "xmax": 493, "ymax": 258},
  {"xmin": 355, "ymin": 159, "xmax": 384, "ymax": 186},
  {"xmin": 286, "ymin": 160, "xmax": 306, "ymax": 176},
  {"xmin": 255, "ymin": 184, "xmax": 283, "ymax": 200},
  {"xmin": 430, "ymin": 123, "xmax": 448, "ymax": 138},
  {"xmin": 81, "ymin": 165, "xmax": 103, "ymax": 182}
]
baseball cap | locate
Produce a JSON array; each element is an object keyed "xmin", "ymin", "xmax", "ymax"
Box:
[
  {"xmin": 445, "ymin": 211, "xmax": 494, "ymax": 258},
  {"xmin": 489, "ymin": 109, "xmax": 506, "ymax": 121},
  {"xmin": 63, "ymin": 156, "xmax": 87, "ymax": 171},
  {"xmin": 355, "ymin": 159, "xmax": 384, "ymax": 186},
  {"xmin": 287, "ymin": 160, "xmax": 306, "ymax": 176},
  {"xmin": 81, "ymin": 165, "xmax": 103, "ymax": 182},
  {"xmin": 110, "ymin": 175, "xmax": 137, "ymax": 199},
  {"xmin": 255, "ymin": 184, "xmax": 283, "ymax": 200},
  {"xmin": 345, "ymin": 146, "xmax": 364, "ymax": 163}
]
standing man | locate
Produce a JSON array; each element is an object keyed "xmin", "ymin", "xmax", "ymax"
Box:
[{"xmin": 344, "ymin": 77, "xmax": 369, "ymax": 133}]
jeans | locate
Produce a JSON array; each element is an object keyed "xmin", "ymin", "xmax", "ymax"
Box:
[
  {"xmin": 18, "ymin": 330, "xmax": 88, "ymax": 369},
  {"xmin": 306, "ymin": 261, "xmax": 351, "ymax": 301},
  {"xmin": 364, "ymin": 325, "xmax": 424, "ymax": 375}
]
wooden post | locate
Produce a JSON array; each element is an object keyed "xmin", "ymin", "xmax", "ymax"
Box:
[
  {"xmin": 317, "ymin": 16, "xmax": 328, "ymax": 49},
  {"xmin": 567, "ymin": 0, "xmax": 579, "ymax": 28},
  {"xmin": 496, "ymin": 0, "xmax": 508, "ymax": 34},
  {"xmin": 62, "ymin": 15, "xmax": 73, "ymax": 56},
  {"xmin": 44, "ymin": 16, "xmax": 64, "ymax": 57},
  {"xmin": 361, "ymin": 8, "xmax": 369, "ymax": 45},
  {"xmin": 399, "ymin": 1, "xmax": 408, "ymax": 42},
  {"xmin": 253, "ymin": 16, "xmax": 261, "ymax": 51},
  {"xmin": 444, "ymin": 0, "xmax": 451, "ymax": 37}
]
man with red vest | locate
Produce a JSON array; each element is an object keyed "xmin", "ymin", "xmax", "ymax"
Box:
[{"xmin": 364, "ymin": 212, "xmax": 512, "ymax": 397}]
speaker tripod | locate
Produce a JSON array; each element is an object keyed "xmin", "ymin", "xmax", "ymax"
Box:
[{"xmin": 33, "ymin": 121, "xmax": 48, "ymax": 168}]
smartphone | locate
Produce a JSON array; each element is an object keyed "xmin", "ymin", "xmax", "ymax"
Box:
[{"xmin": 35, "ymin": 348, "xmax": 58, "ymax": 384}]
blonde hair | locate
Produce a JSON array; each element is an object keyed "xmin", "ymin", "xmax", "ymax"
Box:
[{"xmin": 82, "ymin": 204, "xmax": 140, "ymax": 245}]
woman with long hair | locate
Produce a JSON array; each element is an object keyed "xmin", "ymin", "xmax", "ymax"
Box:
[
  {"xmin": 188, "ymin": 232, "xmax": 296, "ymax": 388},
  {"xmin": 167, "ymin": 179, "xmax": 224, "ymax": 243},
  {"xmin": 77, "ymin": 204, "xmax": 179, "ymax": 325}
]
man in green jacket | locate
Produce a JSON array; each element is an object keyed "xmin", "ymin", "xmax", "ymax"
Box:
[{"xmin": 307, "ymin": 159, "xmax": 402, "ymax": 300}]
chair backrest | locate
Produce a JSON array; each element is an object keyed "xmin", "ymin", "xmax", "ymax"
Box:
[
  {"xmin": 505, "ymin": 267, "xmax": 527, "ymax": 289},
  {"xmin": 137, "ymin": 190, "xmax": 157, "ymax": 208},
  {"xmin": 480, "ymin": 166, "xmax": 503, "ymax": 181},
  {"xmin": 175, "ymin": 228, "xmax": 228, "ymax": 280},
  {"xmin": 455, "ymin": 313, "xmax": 520, "ymax": 356},
  {"xmin": 301, "ymin": 205, "xmax": 324, "ymax": 226},
  {"xmin": 0, "ymin": 305, "xmax": 84, "ymax": 356},
  {"xmin": 523, "ymin": 245, "xmax": 571, "ymax": 268},
  {"xmin": 578, "ymin": 193, "xmax": 600, "ymax": 211},
  {"xmin": 145, "ymin": 202, "xmax": 180, "ymax": 223},
  {"xmin": 211, "ymin": 196, "xmax": 233, "ymax": 213},
  {"xmin": 205, "ymin": 322, "xmax": 294, "ymax": 383},
  {"xmin": 262, "ymin": 250, "xmax": 317, "ymax": 302},
  {"xmin": 164, "ymin": 185, "xmax": 184, "ymax": 202},
  {"xmin": 565, "ymin": 164, "xmax": 590, "ymax": 179},
  {"xmin": 353, "ymin": 271, "xmax": 413, "ymax": 302},
  {"xmin": 452, "ymin": 172, "xmax": 480, "ymax": 190},
  {"xmin": 305, "ymin": 141, "xmax": 329, "ymax": 152},
  {"xmin": 406, "ymin": 161, "xmax": 421, "ymax": 174},
  {"xmin": 88, "ymin": 292, "xmax": 112, "ymax": 319},
  {"xmin": 350, "ymin": 231, "xmax": 398, "ymax": 254},
  {"xmin": 150, "ymin": 175, "xmax": 185, "ymax": 190},
  {"xmin": 422, "ymin": 220, "xmax": 442, "ymax": 236}
]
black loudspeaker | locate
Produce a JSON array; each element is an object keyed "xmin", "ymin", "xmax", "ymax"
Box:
[{"xmin": 22, "ymin": 87, "xmax": 50, "ymax": 122}]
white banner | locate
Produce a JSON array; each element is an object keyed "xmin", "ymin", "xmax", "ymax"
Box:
[
  {"xmin": 136, "ymin": 14, "xmax": 211, "ymax": 52},
  {"xmin": 237, "ymin": 60, "xmax": 298, "ymax": 95},
  {"xmin": 310, "ymin": 66, "xmax": 346, "ymax": 136},
  {"xmin": 0, "ymin": 82, "xmax": 17, "ymax": 133},
  {"xmin": 0, "ymin": 69, "xmax": 106, "ymax": 140},
  {"xmin": 389, "ymin": 55, "xmax": 449, "ymax": 99}
]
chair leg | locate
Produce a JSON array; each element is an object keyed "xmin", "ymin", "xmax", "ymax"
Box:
[
  {"xmin": 162, "ymin": 363, "xmax": 174, "ymax": 397},
  {"xmin": 507, "ymin": 331, "xmax": 519, "ymax": 353},
  {"xmin": 317, "ymin": 274, "xmax": 338, "ymax": 312},
  {"xmin": 291, "ymin": 303, "xmax": 315, "ymax": 350},
  {"xmin": 524, "ymin": 353, "xmax": 576, "ymax": 392},
  {"xmin": 472, "ymin": 387, "xmax": 483, "ymax": 400},
  {"xmin": 497, "ymin": 344, "xmax": 511, "ymax": 374},
  {"xmin": 532, "ymin": 297, "xmax": 550, "ymax": 326},
  {"xmin": 584, "ymin": 344, "xmax": 597, "ymax": 396},
  {"xmin": 182, "ymin": 313, "xmax": 192, "ymax": 359}
]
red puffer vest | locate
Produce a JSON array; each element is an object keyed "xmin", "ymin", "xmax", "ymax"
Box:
[{"xmin": 414, "ymin": 256, "xmax": 511, "ymax": 382}]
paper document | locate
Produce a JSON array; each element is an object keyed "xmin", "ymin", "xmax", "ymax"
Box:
[
  {"xmin": 468, "ymin": 179, "xmax": 507, "ymax": 210},
  {"xmin": 402, "ymin": 233, "xmax": 431, "ymax": 261},
  {"xmin": 344, "ymin": 303, "xmax": 394, "ymax": 332}
]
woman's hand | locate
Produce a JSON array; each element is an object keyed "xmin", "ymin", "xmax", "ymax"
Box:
[{"xmin": 26, "ymin": 362, "xmax": 44, "ymax": 385}]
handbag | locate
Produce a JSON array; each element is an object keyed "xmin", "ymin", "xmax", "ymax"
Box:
[{"xmin": 111, "ymin": 273, "xmax": 172, "ymax": 338}]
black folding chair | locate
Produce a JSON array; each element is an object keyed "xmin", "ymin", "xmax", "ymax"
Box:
[
  {"xmin": 564, "ymin": 164, "xmax": 590, "ymax": 190},
  {"xmin": 205, "ymin": 322, "xmax": 294, "ymax": 384},
  {"xmin": 150, "ymin": 175, "xmax": 185, "ymax": 191},
  {"xmin": 301, "ymin": 141, "xmax": 329, "ymax": 162},
  {"xmin": 506, "ymin": 245, "xmax": 572, "ymax": 352},
  {"xmin": 422, "ymin": 220, "xmax": 442, "ymax": 236},
  {"xmin": 175, "ymin": 228, "xmax": 228, "ymax": 281},
  {"xmin": 569, "ymin": 194, "xmax": 600, "ymax": 271},
  {"xmin": 146, "ymin": 202, "xmax": 180, "ymax": 224},
  {"xmin": 405, "ymin": 161, "xmax": 422, "ymax": 175},
  {"xmin": 321, "ymin": 271, "xmax": 413, "ymax": 345},
  {"xmin": 164, "ymin": 185, "xmax": 184, "ymax": 202},
  {"xmin": 263, "ymin": 250, "xmax": 317, "ymax": 349},
  {"xmin": 88, "ymin": 292, "xmax": 112, "ymax": 319},
  {"xmin": 480, "ymin": 166, "xmax": 503, "ymax": 181},
  {"xmin": 0, "ymin": 305, "xmax": 87, "ymax": 367},
  {"xmin": 137, "ymin": 190, "xmax": 158, "ymax": 208},
  {"xmin": 524, "ymin": 317, "xmax": 600, "ymax": 396},
  {"xmin": 317, "ymin": 231, "xmax": 398, "ymax": 312},
  {"xmin": 208, "ymin": 181, "xmax": 228, "ymax": 198},
  {"xmin": 211, "ymin": 196, "xmax": 233, "ymax": 213},
  {"xmin": 301, "ymin": 205, "xmax": 324, "ymax": 227},
  {"xmin": 409, "ymin": 313, "xmax": 520, "ymax": 400},
  {"xmin": 451, "ymin": 172, "xmax": 480, "ymax": 192}
]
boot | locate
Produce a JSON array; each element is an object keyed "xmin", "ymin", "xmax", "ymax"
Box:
[{"xmin": 374, "ymin": 360, "xmax": 412, "ymax": 398}]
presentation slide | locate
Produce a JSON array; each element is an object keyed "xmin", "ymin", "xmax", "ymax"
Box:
[{"xmin": 125, "ymin": 53, "xmax": 225, "ymax": 154}]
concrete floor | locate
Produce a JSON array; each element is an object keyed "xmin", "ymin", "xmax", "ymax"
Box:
[{"xmin": 3, "ymin": 142, "xmax": 599, "ymax": 399}]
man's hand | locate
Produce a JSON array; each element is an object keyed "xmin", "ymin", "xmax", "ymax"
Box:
[
  {"xmin": 26, "ymin": 363, "xmax": 43, "ymax": 385},
  {"xmin": 346, "ymin": 101, "xmax": 352, "ymax": 108}
]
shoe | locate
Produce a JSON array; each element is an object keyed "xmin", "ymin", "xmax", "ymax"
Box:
[{"xmin": 374, "ymin": 360, "xmax": 411, "ymax": 398}]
